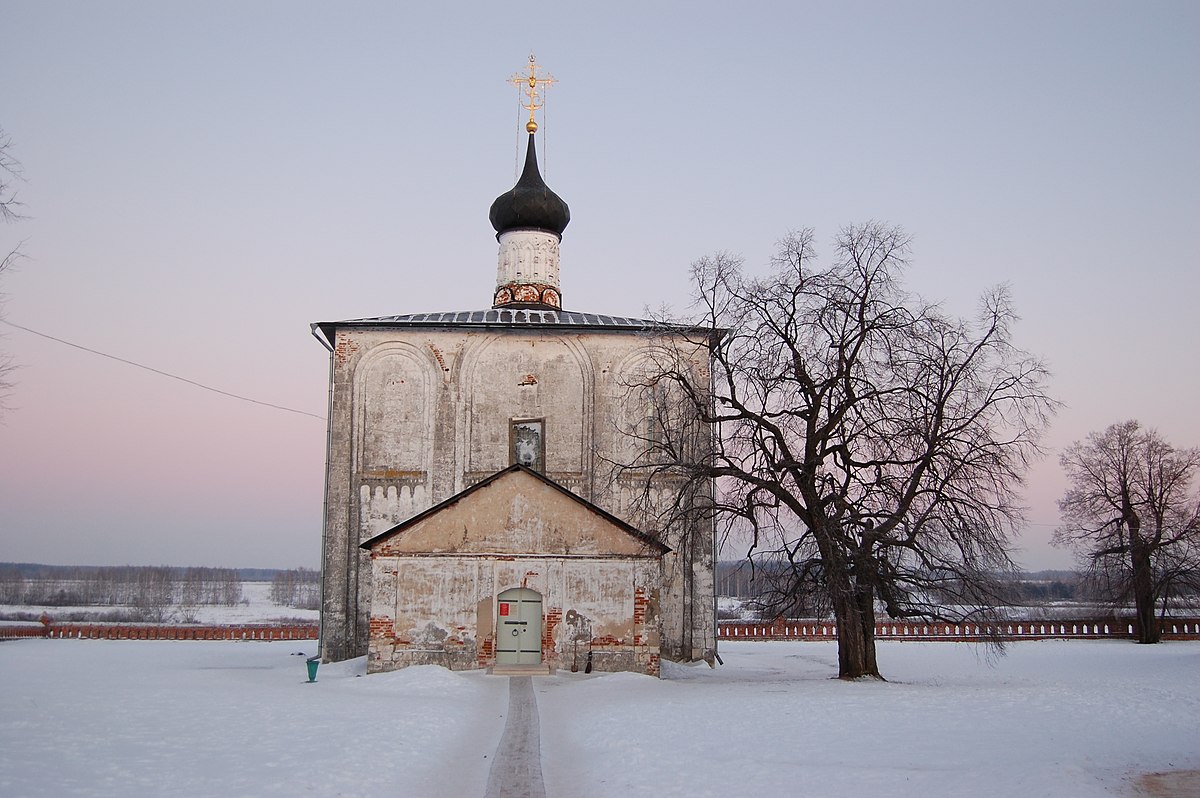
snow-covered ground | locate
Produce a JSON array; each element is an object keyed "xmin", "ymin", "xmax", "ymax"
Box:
[
  {"xmin": 2, "ymin": 639, "xmax": 1197, "ymax": 797},
  {"xmin": 542, "ymin": 642, "xmax": 1200, "ymax": 797},
  {"xmin": 0, "ymin": 640, "xmax": 505, "ymax": 797}
]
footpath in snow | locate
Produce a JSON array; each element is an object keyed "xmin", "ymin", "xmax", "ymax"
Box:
[
  {"xmin": 2, "ymin": 638, "xmax": 1198, "ymax": 797},
  {"xmin": 484, "ymin": 675, "xmax": 547, "ymax": 798}
]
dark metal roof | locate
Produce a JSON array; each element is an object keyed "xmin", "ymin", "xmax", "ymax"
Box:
[
  {"xmin": 345, "ymin": 308, "xmax": 660, "ymax": 327},
  {"xmin": 311, "ymin": 308, "xmax": 713, "ymax": 349}
]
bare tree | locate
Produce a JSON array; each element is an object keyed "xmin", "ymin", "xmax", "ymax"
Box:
[
  {"xmin": 1054, "ymin": 421, "xmax": 1200, "ymax": 643},
  {"xmin": 132, "ymin": 566, "xmax": 175, "ymax": 622},
  {"xmin": 628, "ymin": 224, "xmax": 1054, "ymax": 679},
  {"xmin": 271, "ymin": 567, "xmax": 320, "ymax": 609},
  {"xmin": 0, "ymin": 127, "xmax": 22, "ymax": 224},
  {"xmin": 0, "ymin": 125, "xmax": 27, "ymax": 410}
]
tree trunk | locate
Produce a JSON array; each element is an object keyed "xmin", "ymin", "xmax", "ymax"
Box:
[
  {"xmin": 826, "ymin": 564, "xmax": 882, "ymax": 679},
  {"xmin": 855, "ymin": 580, "xmax": 880, "ymax": 678},
  {"xmin": 1130, "ymin": 541, "xmax": 1160, "ymax": 644}
]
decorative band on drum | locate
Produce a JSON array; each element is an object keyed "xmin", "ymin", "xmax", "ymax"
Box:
[{"xmin": 494, "ymin": 283, "xmax": 562, "ymax": 310}]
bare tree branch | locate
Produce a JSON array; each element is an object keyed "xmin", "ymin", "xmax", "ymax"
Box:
[
  {"xmin": 1054, "ymin": 421, "xmax": 1200, "ymax": 642},
  {"xmin": 0, "ymin": 127, "xmax": 25, "ymax": 224},
  {"xmin": 0, "ymin": 127, "xmax": 27, "ymax": 412},
  {"xmin": 619, "ymin": 223, "xmax": 1055, "ymax": 679}
]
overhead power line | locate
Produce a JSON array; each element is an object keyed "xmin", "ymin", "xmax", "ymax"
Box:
[{"xmin": 0, "ymin": 318, "xmax": 325, "ymax": 422}]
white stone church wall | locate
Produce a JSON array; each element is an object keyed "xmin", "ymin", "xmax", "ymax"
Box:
[{"xmin": 320, "ymin": 325, "xmax": 716, "ymax": 665}]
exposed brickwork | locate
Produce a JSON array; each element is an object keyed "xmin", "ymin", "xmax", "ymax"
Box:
[
  {"xmin": 427, "ymin": 343, "xmax": 449, "ymax": 373},
  {"xmin": 477, "ymin": 635, "xmax": 495, "ymax": 667},
  {"xmin": 368, "ymin": 616, "xmax": 395, "ymax": 639},
  {"xmin": 543, "ymin": 607, "xmax": 562, "ymax": 664},
  {"xmin": 333, "ymin": 334, "xmax": 360, "ymax": 364},
  {"xmin": 594, "ymin": 635, "xmax": 627, "ymax": 646},
  {"xmin": 633, "ymin": 587, "xmax": 648, "ymax": 624}
]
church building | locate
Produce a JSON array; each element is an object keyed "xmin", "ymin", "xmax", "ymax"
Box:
[{"xmin": 311, "ymin": 60, "xmax": 716, "ymax": 675}]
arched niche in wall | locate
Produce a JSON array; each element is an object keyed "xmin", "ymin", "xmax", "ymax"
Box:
[
  {"xmin": 605, "ymin": 340, "xmax": 705, "ymax": 522},
  {"xmin": 459, "ymin": 333, "xmax": 594, "ymax": 479},
  {"xmin": 352, "ymin": 341, "xmax": 439, "ymax": 477},
  {"xmin": 608, "ymin": 346, "xmax": 671, "ymax": 462}
]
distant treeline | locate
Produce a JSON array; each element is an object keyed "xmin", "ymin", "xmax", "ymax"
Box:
[
  {"xmin": 0, "ymin": 563, "xmax": 306, "ymax": 581},
  {"xmin": 717, "ymin": 560, "xmax": 1085, "ymax": 605},
  {"xmin": 0, "ymin": 565, "xmax": 243, "ymax": 611},
  {"xmin": 269, "ymin": 567, "xmax": 319, "ymax": 611},
  {"xmin": 0, "ymin": 564, "xmax": 321, "ymax": 620},
  {"xmin": 717, "ymin": 559, "xmax": 1199, "ymax": 624}
]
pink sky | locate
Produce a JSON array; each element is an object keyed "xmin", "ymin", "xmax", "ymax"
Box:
[{"xmin": 1, "ymin": 2, "xmax": 1197, "ymax": 570}]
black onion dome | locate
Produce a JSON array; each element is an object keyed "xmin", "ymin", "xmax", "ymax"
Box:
[{"xmin": 489, "ymin": 133, "xmax": 570, "ymax": 238}]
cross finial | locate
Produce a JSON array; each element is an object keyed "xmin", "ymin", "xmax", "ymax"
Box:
[{"xmin": 510, "ymin": 54, "xmax": 556, "ymax": 133}]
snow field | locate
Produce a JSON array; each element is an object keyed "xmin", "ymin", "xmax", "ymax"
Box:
[
  {"xmin": 536, "ymin": 640, "xmax": 1200, "ymax": 798},
  {"xmin": 1, "ymin": 638, "xmax": 1197, "ymax": 797},
  {"xmin": 0, "ymin": 641, "xmax": 505, "ymax": 797}
]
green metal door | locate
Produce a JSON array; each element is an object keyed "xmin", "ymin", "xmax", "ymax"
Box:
[{"xmin": 495, "ymin": 587, "xmax": 542, "ymax": 665}]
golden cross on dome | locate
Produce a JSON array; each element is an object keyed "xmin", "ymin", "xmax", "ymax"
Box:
[{"xmin": 510, "ymin": 54, "xmax": 556, "ymax": 133}]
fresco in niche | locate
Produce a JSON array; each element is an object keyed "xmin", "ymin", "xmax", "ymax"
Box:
[
  {"xmin": 513, "ymin": 284, "xmax": 540, "ymax": 304},
  {"xmin": 511, "ymin": 419, "xmax": 544, "ymax": 471},
  {"xmin": 360, "ymin": 351, "xmax": 431, "ymax": 473}
]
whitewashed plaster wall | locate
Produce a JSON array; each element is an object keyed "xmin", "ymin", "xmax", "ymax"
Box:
[
  {"xmin": 319, "ymin": 324, "xmax": 715, "ymax": 664},
  {"xmin": 366, "ymin": 555, "xmax": 662, "ymax": 674}
]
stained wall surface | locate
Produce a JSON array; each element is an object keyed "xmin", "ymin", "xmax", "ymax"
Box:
[
  {"xmin": 364, "ymin": 468, "xmax": 664, "ymax": 674},
  {"xmin": 319, "ymin": 322, "xmax": 716, "ymax": 666}
]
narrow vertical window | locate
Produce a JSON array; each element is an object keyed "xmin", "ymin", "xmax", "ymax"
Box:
[
  {"xmin": 642, "ymin": 384, "xmax": 666, "ymax": 456},
  {"xmin": 643, "ymin": 398, "xmax": 658, "ymax": 452}
]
